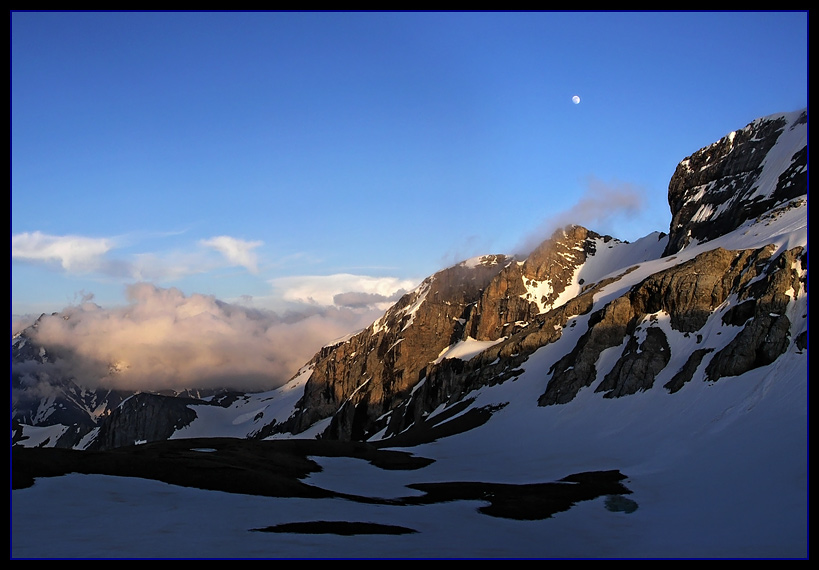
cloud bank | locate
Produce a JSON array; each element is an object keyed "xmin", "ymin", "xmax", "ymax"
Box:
[
  {"xmin": 12, "ymin": 231, "xmax": 421, "ymax": 393},
  {"xmin": 15, "ymin": 283, "xmax": 382, "ymax": 393}
]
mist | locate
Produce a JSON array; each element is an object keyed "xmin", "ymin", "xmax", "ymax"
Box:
[
  {"xmin": 515, "ymin": 177, "xmax": 647, "ymax": 256},
  {"xmin": 15, "ymin": 283, "xmax": 382, "ymax": 393}
]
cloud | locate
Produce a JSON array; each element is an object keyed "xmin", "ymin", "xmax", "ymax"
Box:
[
  {"xmin": 333, "ymin": 290, "xmax": 406, "ymax": 308},
  {"xmin": 515, "ymin": 177, "xmax": 646, "ymax": 255},
  {"xmin": 128, "ymin": 251, "xmax": 211, "ymax": 282},
  {"xmin": 270, "ymin": 273, "xmax": 417, "ymax": 308},
  {"xmin": 200, "ymin": 236, "xmax": 264, "ymax": 273},
  {"xmin": 15, "ymin": 283, "xmax": 380, "ymax": 393},
  {"xmin": 12, "ymin": 232, "xmax": 114, "ymax": 273},
  {"xmin": 12, "ymin": 231, "xmax": 266, "ymax": 281}
]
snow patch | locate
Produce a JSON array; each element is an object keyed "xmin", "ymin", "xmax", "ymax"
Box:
[{"xmin": 433, "ymin": 337, "xmax": 505, "ymax": 364}]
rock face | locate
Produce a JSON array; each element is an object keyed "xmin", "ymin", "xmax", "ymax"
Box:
[
  {"xmin": 379, "ymin": 269, "xmax": 618, "ymax": 440},
  {"xmin": 704, "ymin": 246, "xmax": 806, "ymax": 381},
  {"xmin": 664, "ymin": 109, "xmax": 807, "ymax": 256}
]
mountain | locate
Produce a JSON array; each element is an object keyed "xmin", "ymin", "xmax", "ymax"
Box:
[
  {"xmin": 12, "ymin": 109, "xmax": 807, "ymax": 451},
  {"xmin": 11, "ymin": 109, "xmax": 807, "ymax": 557}
]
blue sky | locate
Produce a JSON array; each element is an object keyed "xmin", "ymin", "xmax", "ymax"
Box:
[{"xmin": 12, "ymin": 11, "xmax": 808, "ymax": 321}]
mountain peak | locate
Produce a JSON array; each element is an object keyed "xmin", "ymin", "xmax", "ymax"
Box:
[{"xmin": 664, "ymin": 108, "xmax": 807, "ymax": 256}]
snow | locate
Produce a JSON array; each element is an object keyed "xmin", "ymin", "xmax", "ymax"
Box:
[
  {"xmin": 12, "ymin": 423, "xmax": 68, "ymax": 448},
  {"xmin": 169, "ymin": 366, "xmax": 312, "ymax": 440},
  {"xmin": 522, "ymin": 276, "xmax": 557, "ymax": 313},
  {"xmin": 461, "ymin": 254, "xmax": 501, "ymax": 269},
  {"xmin": 433, "ymin": 336, "xmax": 505, "ymax": 364}
]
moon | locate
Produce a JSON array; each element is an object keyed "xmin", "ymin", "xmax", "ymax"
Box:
[{"xmin": 572, "ymin": 95, "xmax": 581, "ymax": 104}]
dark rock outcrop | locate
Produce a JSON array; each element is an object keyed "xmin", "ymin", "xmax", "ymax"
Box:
[
  {"xmin": 90, "ymin": 392, "xmax": 202, "ymax": 450},
  {"xmin": 595, "ymin": 326, "xmax": 671, "ymax": 398},
  {"xmin": 663, "ymin": 348, "xmax": 714, "ymax": 394},
  {"xmin": 704, "ymin": 246, "xmax": 805, "ymax": 381}
]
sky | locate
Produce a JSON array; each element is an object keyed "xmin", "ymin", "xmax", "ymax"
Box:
[{"xmin": 10, "ymin": 11, "xmax": 808, "ymax": 388}]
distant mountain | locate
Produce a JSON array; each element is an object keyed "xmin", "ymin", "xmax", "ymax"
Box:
[{"xmin": 12, "ymin": 109, "xmax": 807, "ymax": 453}]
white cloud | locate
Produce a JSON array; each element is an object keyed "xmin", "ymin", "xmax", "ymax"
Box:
[
  {"xmin": 12, "ymin": 232, "xmax": 114, "ymax": 273},
  {"xmin": 12, "ymin": 231, "xmax": 267, "ymax": 282},
  {"xmin": 270, "ymin": 273, "xmax": 417, "ymax": 308},
  {"xmin": 200, "ymin": 236, "xmax": 263, "ymax": 273}
]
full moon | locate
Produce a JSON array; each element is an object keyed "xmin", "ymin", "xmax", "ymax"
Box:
[{"xmin": 572, "ymin": 95, "xmax": 581, "ymax": 104}]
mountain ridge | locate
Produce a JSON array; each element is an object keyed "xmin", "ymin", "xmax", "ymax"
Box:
[{"xmin": 11, "ymin": 108, "xmax": 808, "ymax": 453}]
